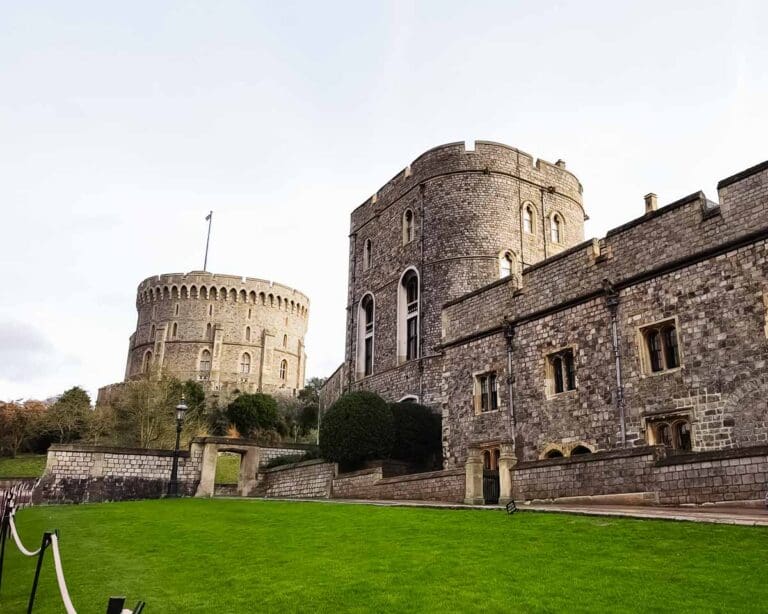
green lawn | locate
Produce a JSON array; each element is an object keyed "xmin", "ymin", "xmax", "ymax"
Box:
[
  {"xmin": 2, "ymin": 499, "xmax": 767, "ymax": 613},
  {"xmin": 214, "ymin": 452, "xmax": 241, "ymax": 483},
  {"xmin": 0, "ymin": 454, "xmax": 46, "ymax": 478}
]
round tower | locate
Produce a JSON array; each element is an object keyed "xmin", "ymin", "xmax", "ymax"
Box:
[
  {"xmin": 126, "ymin": 271, "xmax": 310, "ymax": 397},
  {"xmin": 345, "ymin": 140, "xmax": 585, "ymax": 405}
]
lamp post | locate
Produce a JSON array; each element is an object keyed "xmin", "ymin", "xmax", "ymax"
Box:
[{"xmin": 168, "ymin": 399, "xmax": 188, "ymax": 497}]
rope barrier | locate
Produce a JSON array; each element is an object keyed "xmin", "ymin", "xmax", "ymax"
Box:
[
  {"xmin": 49, "ymin": 533, "xmax": 77, "ymax": 614},
  {"xmin": 1, "ymin": 491, "xmax": 145, "ymax": 613},
  {"xmin": 8, "ymin": 513, "xmax": 41, "ymax": 557}
]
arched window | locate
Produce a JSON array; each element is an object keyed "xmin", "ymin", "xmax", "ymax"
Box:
[
  {"xmin": 206, "ymin": 323, "xmax": 212, "ymax": 340},
  {"xmin": 142, "ymin": 351, "xmax": 153, "ymax": 374},
  {"xmin": 199, "ymin": 349, "xmax": 211, "ymax": 372},
  {"xmin": 357, "ymin": 294, "xmax": 375, "ymax": 378},
  {"xmin": 240, "ymin": 353, "xmax": 251, "ymax": 375},
  {"xmin": 523, "ymin": 204, "xmax": 534, "ymax": 234},
  {"xmin": 544, "ymin": 449, "xmax": 564, "ymax": 459},
  {"xmin": 171, "ymin": 322, "xmax": 178, "ymax": 339},
  {"xmin": 283, "ymin": 334, "xmax": 288, "ymax": 348},
  {"xmin": 550, "ymin": 214, "xmax": 562, "ymax": 243},
  {"xmin": 363, "ymin": 239, "xmax": 372, "ymax": 271},
  {"xmin": 402, "ymin": 209, "xmax": 415, "ymax": 244},
  {"xmin": 245, "ymin": 326, "xmax": 251, "ymax": 342},
  {"xmin": 570, "ymin": 445, "xmax": 593, "ymax": 456},
  {"xmin": 398, "ymin": 269, "xmax": 420, "ymax": 362},
  {"xmin": 279, "ymin": 359, "xmax": 287, "ymax": 380},
  {"xmin": 499, "ymin": 251, "xmax": 515, "ymax": 279},
  {"xmin": 248, "ymin": 307, "xmax": 252, "ymax": 319}
]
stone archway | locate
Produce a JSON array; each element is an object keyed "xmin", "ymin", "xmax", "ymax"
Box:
[{"xmin": 192, "ymin": 437, "xmax": 263, "ymax": 498}]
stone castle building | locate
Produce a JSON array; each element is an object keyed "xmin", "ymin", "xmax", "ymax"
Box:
[
  {"xmin": 321, "ymin": 140, "xmax": 768, "ymax": 505},
  {"xmin": 100, "ymin": 271, "xmax": 309, "ymax": 402}
]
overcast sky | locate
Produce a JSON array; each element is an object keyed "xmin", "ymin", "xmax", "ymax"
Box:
[{"xmin": 1, "ymin": 0, "xmax": 766, "ymax": 402}]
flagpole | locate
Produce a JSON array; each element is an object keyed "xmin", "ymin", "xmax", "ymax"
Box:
[{"xmin": 203, "ymin": 211, "xmax": 213, "ymax": 271}]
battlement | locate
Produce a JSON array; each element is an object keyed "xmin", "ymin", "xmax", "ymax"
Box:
[
  {"xmin": 135, "ymin": 271, "xmax": 309, "ymax": 316},
  {"xmin": 440, "ymin": 158, "xmax": 768, "ymax": 346},
  {"xmin": 350, "ymin": 140, "xmax": 584, "ymax": 230}
]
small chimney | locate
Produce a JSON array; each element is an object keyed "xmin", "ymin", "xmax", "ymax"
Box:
[
  {"xmin": 644, "ymin": 193, "xmax": 658, "ymax": 213},
  {"xmin": 555, "ymin": 159, "xmax": 566, "ymax": 169}
]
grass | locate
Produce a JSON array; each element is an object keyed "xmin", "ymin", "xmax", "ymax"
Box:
[
  {"xmin": 0, "ymin": 454, "xmax": 46, "ymax": 478},
  {"xmin": 2, "ymin": 499, "xmax": 767, "ymax": 613},
  {"xmin": 214, "ymin": 452, "xmax": 241, "ymax": 484}
]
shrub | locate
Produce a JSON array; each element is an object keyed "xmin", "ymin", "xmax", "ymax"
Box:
[
  {"xmin": 319, "ymin": 392, "xmax": 393, "ymax": 465},
  {"xmin": 225, "ymin": 393, "xmax": 279, "ymax": 438},
  {"xmin": 389, "ymin": 402, "xmax": 442, "ymax": 468}
]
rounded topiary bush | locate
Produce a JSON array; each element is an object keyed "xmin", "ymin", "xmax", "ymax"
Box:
[
  {"xmin": 319, "ymin": 391, "xmax": 393, "ymax": 466},
  {"xmin": 389, "ymin": 402, "xmax": 442, "ymax": 468}
]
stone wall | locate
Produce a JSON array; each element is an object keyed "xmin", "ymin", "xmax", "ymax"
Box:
[
  {"xmin": 258, "ymin": 443, "xmax": 316, "ymax": 466},
  {"xmin": 36, "ymin": 444, "xmax": 203, "ymax": 504},
  {"xmin": 332, "ymin": 467, "xmax": 465, "ymax": 503},
  {"xmin": 258, "ymin": 460, "xmax": 337, "ymax": 499},
  {"xmin": 511, "ymin": 445, "xmax": 768, "ymax": 505},
  {"xmin": 440, "ymin": 162, "xmax": 768, "ymax": 467}
]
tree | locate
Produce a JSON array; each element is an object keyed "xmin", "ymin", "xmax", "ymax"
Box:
[
  {"xmin": 46, "ymin": 386, "xmax": 91, "ymax": 444},
  {"xmin": 111, "ymin": 379, "xmax": 181, "ymax": 448},
  {"xmin": 299, "ymin": 404, "xmax": 319, "ymax": 436},
  {"xmin": 298, "ymin": 377, "xmax": 325, "ymax": 406},
  {"xmin": 0, "ymin": 400, "xmax": 47, "ymax": 457},
  {"xmin": 389, "ymin": 401, "xmax": 442, "ymax": 469},
  {"xmin": 225, "ymin": 393, "xmax": 279, "ymax": 439},
  {"xmin": 319, "ymin": 391, "xmax": 393, "ymax": 467}
]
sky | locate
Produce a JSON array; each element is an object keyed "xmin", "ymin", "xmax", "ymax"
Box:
[{"xmin": 1, "ymin": 0, "xmax": 767, "ymax": 402}]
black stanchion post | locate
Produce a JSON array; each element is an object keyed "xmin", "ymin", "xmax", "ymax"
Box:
[
  {"xmin": 0, "ymin": 491, "xmax": 12, "ymax": 591},
  {"xmin": 106, "ymin": 596, "xmax": 126, "ymax": 614},
  {"xmin": 27, "ymin": 531, "xmax": 52, "ymax": 614}
]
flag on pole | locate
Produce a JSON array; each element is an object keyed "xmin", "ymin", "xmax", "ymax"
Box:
[{"xmin": 205, "ymin": 212, "xmax": 212, "ymax": 221}]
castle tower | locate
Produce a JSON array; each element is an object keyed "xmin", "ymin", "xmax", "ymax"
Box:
[
  {"xmin": 125, "ymin": 271, "xmax": 310, "ymax": 397},
  {"xmin": 343, "ymin": 141, "xmax": 585, "ymax": 406}
]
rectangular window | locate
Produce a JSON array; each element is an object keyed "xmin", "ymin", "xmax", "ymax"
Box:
[
  {"xmin": 641, "ymin": 320, "xmax": 681, "ymax": 374},
  {"xmin": 364, "ymin": 337, "xmax": 373, "ymax": 376},
  {"xmin": 406, "ymin": 317, "xmax": 418, "ymax": 360},
  {"xmin": 475, "ymin": 373, "xmax": 499, "ymax": 413},
  {"xmin": 548, "ymin": 349, "xmax": 576, "ymax": 395}
]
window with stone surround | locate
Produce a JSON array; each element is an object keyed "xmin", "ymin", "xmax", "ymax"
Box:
[
  {"xmin": 199, "ymin": 349, "xmax": 211, "ymax": 373},
  {"xmin": 499, "ymin": 250, "xmax": 516, "ymax": 279},
  {"xmin": 363, "ymin": 238, "xmax": 372, "ymax": 271},
  {"xmin": 646, "ymin": 415, "xmax": 692, "ymax": 451},
  {"xmin": 522, "ymin": 204, "xmax": 535, "ymax": 234},
  {"xmin": 402, "ymin": 209, "xmax": 415, "ymax": 244},
  {"xmin": 640, "ymin": 319, "xmax": 680, "ymax": 374},
  {"xmin": 142, "ymin": 350, "xmax": 153, "ymax": 374},
  {"xmin": 474, "ymin": 372, "xmax": 499, "ymax": 413},
  {"xmin": 547, "ymin": 348, "xmax": 576, "ymax": 395},
  {"xmin": 550, "ymin": 213, "xmax": 563, "ymax": 243},
  {"xmin": 150, "ymin": 324, "xmax": 156, "ymax": 342},
  {"xmin": 171, "ymin": 322, "xmax": 178, "ymax": 339},
  {"xmin": 206, "ymin": 323, "xmax": 213, "ymax": 340},
  {"xmin": 397, "ymin": 269, "xmax": 420, "ymax": 363},
  {"xmin": 279, "ymin": 359, "xmax": 288, "ymax": 380},
  {"xmin": 283, "ymin": 334, "xmax": 288, "ymax": 348},
  {"xmin": 356, "ymin": 293, "xmax": 375, "ymax": 379},
  {"xmin": 240, "ymin": 352, "xmax": 251, "ymax": 375}
]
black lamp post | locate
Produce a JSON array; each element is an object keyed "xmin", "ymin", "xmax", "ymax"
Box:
[{"xmin": 168, "ymin": 399, "xmax": 188, "ymax": 497}]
